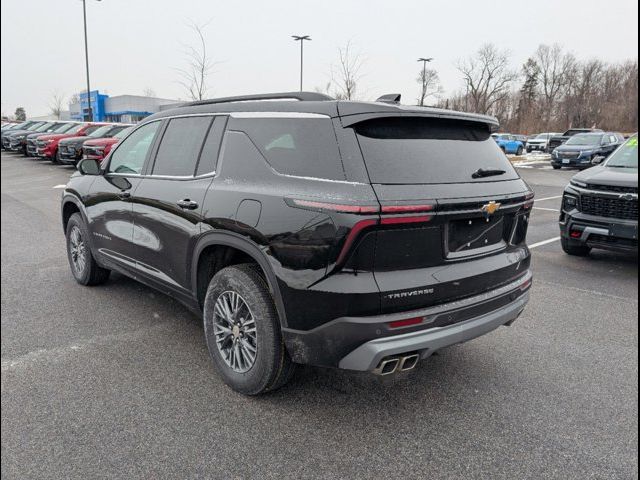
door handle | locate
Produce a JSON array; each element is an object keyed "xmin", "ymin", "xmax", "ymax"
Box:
[
  {"xmin": 177, "ymin": 199, "xmax": 199, "ymax": 210},
  {"xmin": 118, "ymin": 191, "xmax": 131, "ymax": 200}
]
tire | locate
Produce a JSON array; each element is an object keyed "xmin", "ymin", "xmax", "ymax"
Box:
[
  {"xmin": 561, "ymin": 237, "xmax": 591, "ymax": 257},
  {"xmin": 552, "ymin": 165, "xmax": 562, "ymax": 170},
  {"xmin": 517, "ymin": 146, "xmax": 524, "ymax": 156},
  {"xmin": 203, "ymin": 264, "xmax": 295, "ymax": 395},
  {"xmin": 65, "ymin": 213, "xmax": 111, "ymax": 286},
  {"xmin": 52, "ymin": 150, "xmax": 60, "ymax": 164}
]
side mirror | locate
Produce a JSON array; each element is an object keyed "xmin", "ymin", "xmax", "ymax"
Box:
[
  {"xmin": 77, "ymin": 158, "xmax": 102, "ymax": 175},
  {"xmin": 591, "ymin": 156, "xmax": 606, "ymax": 165}
]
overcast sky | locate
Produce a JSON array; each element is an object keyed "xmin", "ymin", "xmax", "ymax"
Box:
[{"xmin": 1, "ymin": 0, "xmax": 638, "ymax": 117}]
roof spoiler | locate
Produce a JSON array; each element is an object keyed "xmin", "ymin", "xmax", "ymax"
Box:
[{"xmin": 376, "ymin": 94, "xmax": 402, "ymax": 104}]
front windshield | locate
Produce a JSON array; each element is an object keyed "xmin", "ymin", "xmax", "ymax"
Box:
[
  {"xmin": 26, "ymin": 122, "xmax": 46, "ymax": 131},
  {"xmin": 88, "ymin": 125, "xmax": 114, "ymax": 138},
  {"xmin": 34, "ymin": 122, "xmax": 55, "ymax": 132},
  {"xmin": 113, "ymin": 127, "xmax": 133, "ymax": 139},
  {"xmin": 606, "ymin": 136, "xmax": 638, "ymax": 169},
  {"xmin": 536, "ymin": 133, "xmax": 549, "ymax": 139},
  {"xmin": 53, "ymin": 123, "xmax": 76, "ymax": 133},
  {"xmin": 65, "ymin": 124, "xmax": 85, "ymax": 135},
  {"xmin": 565, "ymin": 134, "xmax": 603, "ymax": 146}
]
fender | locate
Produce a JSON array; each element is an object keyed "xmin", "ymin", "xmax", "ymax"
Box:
[
  {"xmin": 61, "ymin": 191, "xmax": 90, "ymax": 233},
  {"xmin": 192, "ymin": 230, "xmax": 289, "ymax": 328}
]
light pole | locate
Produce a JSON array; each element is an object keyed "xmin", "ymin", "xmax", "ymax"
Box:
[
  {"xmin": 417, "ymin": 57, "xmax": 434, "ymax": 107},
  {"xmin": 292, "ymin": 35, "xmax": 311, "ymax": 91},
  {"xmin": 82, "ymin": 0, "xmax": 101, "ymax": 121}
]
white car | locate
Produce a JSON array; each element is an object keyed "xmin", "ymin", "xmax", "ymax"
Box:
[{"xmin": 526, "ymin": 133, "xmax": 560, "ymax": 153}]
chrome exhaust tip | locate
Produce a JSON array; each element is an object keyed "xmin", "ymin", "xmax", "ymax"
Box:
[
  {"xmin": 374, "ymin": 357, "xmax": 400, "ymax": 376},
  {"xmin": 399, "ymin": 354, "xmax": 419, "ymax": 371}
]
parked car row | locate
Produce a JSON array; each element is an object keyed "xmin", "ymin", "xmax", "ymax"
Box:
[{"xmin": 0, "ymin": 120, "xmax": 132, "ymax": 164}]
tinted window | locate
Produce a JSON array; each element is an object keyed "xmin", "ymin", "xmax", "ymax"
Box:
[
  {"xmin": 355, "ymin": 117, "xmax": 519, "ymax": 185},
  {"xmin": 152, "ymin": 116, "xmax": 212, "ymax": 176},
  {"xmin": 108, "ymin": 121, "xmax": 160, "ymax": 174},
  {"xmin": 196, "ymin": 116, "xmax": 227, "ymax": 176},
  {"xmin": 233, "ymin": 117, "xmax": 345, "ymax": 180}
]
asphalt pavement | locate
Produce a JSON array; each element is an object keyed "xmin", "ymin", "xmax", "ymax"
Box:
[{"xmin": 1, "ymin": 151, "xmax": 638, "ymax": 479}]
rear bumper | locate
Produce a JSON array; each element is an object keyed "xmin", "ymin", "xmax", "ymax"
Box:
[
  {"xmin": 283, "ymin": 270, "xmax": 532, "ymax": 370},
  {"xmin": 340, "ymin": 291, "xmax": 529, "ymax": 371}
]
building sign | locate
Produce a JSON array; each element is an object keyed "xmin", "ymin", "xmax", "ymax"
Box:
[{"xmin": 78, "ymin": 90, "xmax": 108, "ymax": 121}]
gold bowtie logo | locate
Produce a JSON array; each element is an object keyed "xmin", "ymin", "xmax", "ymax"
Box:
[{"xmin": 481, "ymin": 201, "xmax": 502, "ymax": 217}]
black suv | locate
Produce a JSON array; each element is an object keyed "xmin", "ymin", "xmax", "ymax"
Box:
[
  {"xmin": 560, "ymin": 135, "xmax": 638, "ymax": 256},
  {"xmin": 61, "ymin": 92, "xmax": 534, "ymax": 395},
  {"xmin": 547, "ymin": 128, "xmax": 603, "ymax": 153},
  {"xmin": 551, "ymin": 132, "xmax": 625, "ymax": 170}
]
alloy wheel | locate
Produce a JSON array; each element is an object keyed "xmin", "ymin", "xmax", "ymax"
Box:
[
  {"xmin": 69, "ymin": 226, "xmax": 87, "ymax": 275},
  {"xmin": 213, "ymin": 291, "xmax": 258, "ymax": 373}
]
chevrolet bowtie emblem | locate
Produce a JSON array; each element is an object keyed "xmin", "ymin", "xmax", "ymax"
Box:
[{"xmin": 481, "ymin": 201, "xmax": 502, "ymax": 218}]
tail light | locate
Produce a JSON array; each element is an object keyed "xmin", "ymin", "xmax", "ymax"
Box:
[
  {"xmin": 288, "ymin": 198, "xmax": 438, "ymax": 267},
  {"xmin": 523, "ymin": 191, "xmax": 535, "ymax": 211}
]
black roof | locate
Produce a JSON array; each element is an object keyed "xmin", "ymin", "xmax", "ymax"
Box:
[{"xmin": 144, "ymin": 91, "xmax": 499, "ymax": 128}]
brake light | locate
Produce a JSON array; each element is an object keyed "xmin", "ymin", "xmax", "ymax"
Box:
[
  {"xmin": 380, "ymin": 215, "xmax": 433, "ymax": 225},
  {"xmin": 570, "ymin": 230, "xmax": 582, "ymax": 238},
  {"xmin": 523, "ymin": 191, "xmax": 535, "ymax": 210},
  {"xmin": 388, "ymin": 316, "xmax": 424, "ymax": 329},
  {"xmin": 335, "ymin": 219, "xmax": 378, "ymax": 265},
  {"xmin": 289, "ymin": 199, "xmax": 379, "ymax": 214},
  {"xmin": 380, "ymin": 204, "xmax": 435, "ymax": 214}
]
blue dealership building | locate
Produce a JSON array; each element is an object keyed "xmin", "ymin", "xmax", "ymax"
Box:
[{"xmin": 70, "ymin": 90, "xmax": 179, "ymax": 123}]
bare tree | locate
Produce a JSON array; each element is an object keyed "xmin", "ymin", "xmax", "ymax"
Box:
[
  {"xmin": 143, "ymin": 87, "xmax": 157, "ymax": 97},
  {"xmin": 534, "ymin": 44, "xmax": 576, "ymax": 128},
  {"xmin": 330, "ymin": 41, "xmax": 364, "ymax": 100},
  {"xmin": 176, "ymin": 21, "xmax": 215, "ymax": 101},
  {"xmin": 457, "ymin": 44, "xmax": 518, "ymax": 115},
  {"xmin": 417, "ymin": 68, "xmax": 442, "ymax": 106},
  {"xmin": 49, "ymin": 92, "xmax": 65, "ymax": 119}
]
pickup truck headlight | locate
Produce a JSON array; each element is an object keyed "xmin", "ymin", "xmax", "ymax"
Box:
[{"xmin": 563, "ymin": 194, "xmax": 579, "ymax": 211}]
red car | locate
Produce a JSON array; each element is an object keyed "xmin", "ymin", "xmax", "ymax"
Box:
[
  {"xmin": 35, "ymin": 122, "xmax": 111, "ymax": 163},
  {"xmin": 81, "ymin": 126, "xmax": 133, "ymax": 162}
]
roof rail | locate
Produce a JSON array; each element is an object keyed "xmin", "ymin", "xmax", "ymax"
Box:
[{"xmin": 185, "ymin": 91, "xmax": 333, "ymax": 107}]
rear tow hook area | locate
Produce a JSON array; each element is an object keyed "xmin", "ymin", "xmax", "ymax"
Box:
[{"xmin": 372, "ymin": 353, "xmax": 420, "ymax": 376}]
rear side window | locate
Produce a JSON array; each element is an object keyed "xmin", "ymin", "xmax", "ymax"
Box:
[
  {"xmin": 232, "ymin": 117, "xmax": 345, "ymax": 180},
  {"xmin": 354, "ymin": 117, "xmax": 519, "ymax": 184},
  {"xmin": 152, "ymin": 116, "xmax": 212, "ymax": 176}
]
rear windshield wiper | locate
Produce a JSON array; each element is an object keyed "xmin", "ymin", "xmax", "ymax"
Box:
[{"xmin": 472, "ymin": 168, "xmax": 506, "ymax": 179}]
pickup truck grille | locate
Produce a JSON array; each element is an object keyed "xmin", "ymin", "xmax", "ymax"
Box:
[
  {"xmin": 581, "ymin": 195, "xmax": 638, "ymax": 221},
  {"xmin": 586, "ymin": 184, "xmax": 638, "ymax": 195}
]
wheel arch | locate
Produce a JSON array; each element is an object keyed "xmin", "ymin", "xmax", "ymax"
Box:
[
  {"xmin": 192, "ymin": 231, "xmax": 289, "ymax": 328},
  {"xmin": 61, "ymin": 193, "xmax": 89, "ymax": 233}
]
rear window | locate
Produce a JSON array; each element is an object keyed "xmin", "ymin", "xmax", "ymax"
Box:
[
  {"xmin": 354, "ymin": 117, "xmax": 519, "ymax": 184},
  {"xmin": 232, "ymin": 117, "xmax": 345, "ymax": 180}
]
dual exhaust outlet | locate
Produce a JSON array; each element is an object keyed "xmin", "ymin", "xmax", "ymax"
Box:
[{"xmin": 373, "ymin": 353, "xmax": 420, "ymax": 376}]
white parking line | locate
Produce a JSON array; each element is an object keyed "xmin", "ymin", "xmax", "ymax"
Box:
[
  {"xmin": 533, "ymin": 207, "xmax": 560, "ymax": 212},
  {"xmin": 52, "ymin": 184, "xmax": 66, "ymax": 189},
  {"xmin": 535, "ymin": 195, "xmax": 563, "ymax": 202},
  {"xmin": 529, "ymin": 237, "xmax": 561, "ymax": 249}
]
